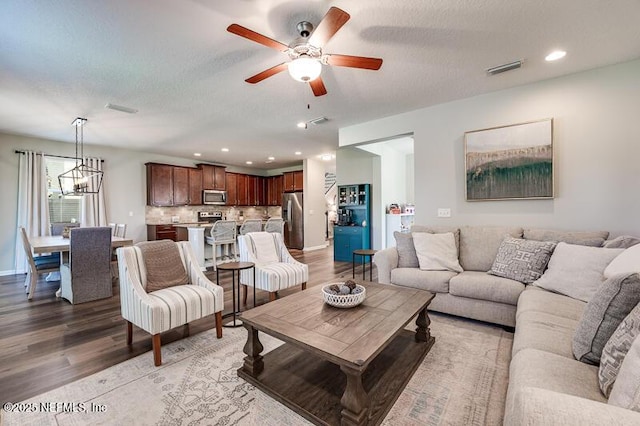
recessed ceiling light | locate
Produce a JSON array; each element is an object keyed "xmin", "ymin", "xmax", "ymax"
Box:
[
  {"xmin": 321, "ymin": 154, "xmax": 332, "ymax": 161},
  {"xmin": 545, "ymin": 50, "xmax": 566, "ymax": 61},
  {"xmin": 295, "ymin": 151, "xmax": 302, "ymax": 155},
  {"xmin": 221, "ymin": 148, "xmax": 229, "ymax": 152},
  {"xmin": 246, "ymin": 161, "xmax": 253, "ymax": 165},
  {"xmin": 193, "ymin": 153, "xmax": 202, "ymax": 157},
  {"xmin": 297, "ymin": 122, "xmax": 307, "ymax": 129},
  {"xmin": 268, "ymin": 156, "xmax": 275, "ymax": 161}
]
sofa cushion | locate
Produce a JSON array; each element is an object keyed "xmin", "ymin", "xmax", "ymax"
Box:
[
  {"xmin": 489, "ymin": 236, "xmax": 557, "ymax": 284},
  {"xmin": 532, "ymin": 242, "xmax": 624, "ymax": 302},
  {"xmin": 524, "ymin": 228, "xmax": 609, "ymax": 247},
  {"xmin": 459, "ymin": 226, "xmax": 523, "ymax": 271},
  {"xmin": 604, "ymin": 244, "xmax": 640, "ymax": 278},
  {"xmin": 412, "ymin": 232, "xmax": 462, "ymax": 272},
  {"xmin": 516, "ymin": 287, "xmax": 585, "ymax": 322},
  {"xmin": 608, "ymin": 335, "xmax": 640, "ymax": 411},
  {"xmin": 603, "ymin": 235, "xmax": 640, "ymax": 249},
  {"xmin": 509, "ymin": 348, "xmax": 606, "ymax": 403},
  {"xmin": 512, "ymin": 310, "xmax": 579, "ymax": 358},
  {"xmin": 449, "ymin": 271, "xmax": 524, "ymax": 305},
  {"xmin": 600, "ymin": 303, "xmax": 640, "ymax": 397},
  {"xmin": 390, "ymin": 268, "xmax": 456, "ymax": 293},
  {"xmin": 394, "ymin": 231, "xmax": 419, "ymax": 268},
  {"xmin": 573, "ymin": 273, "xmax": 640, "ymax": 365}
]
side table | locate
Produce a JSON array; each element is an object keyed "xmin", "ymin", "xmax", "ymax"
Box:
[
  {"xmin": 352, "ymin": 249, "xmax": 377, "ymax": 281},
  {"xmin": 216, "ymin": 261, "xmax": 255, "ymax": 327}
]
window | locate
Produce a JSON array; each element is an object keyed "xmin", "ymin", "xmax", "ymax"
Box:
[{"xmin": 46, "ymin": 157, "xmax": 81, "ymax": 223}]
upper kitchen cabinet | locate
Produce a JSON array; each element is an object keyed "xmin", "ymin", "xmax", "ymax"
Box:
[
  {"xmin": 225, "ymin": 172, "xmax": 238, "ymax": 206},
  {"xmin": 266, "ymin": 175, "xmax": 284, "ymax": 206},
  {"xmin": 199, "ymin": 164, "xmax": 226, "ymax": 190},
  {"xmin": 188, "ymin": 168, "xmax": 203, "ymax": 205},
  {"xmin": 236, "ymin": 173, "xmax": 249, "ymax": 206},
  {"xmin": 283, "ymin": 171, "xmax": 303, "ymax": 192},
  {"xmin": 146, "ymin": 163, "xmax": 192, "ymax": 206}
]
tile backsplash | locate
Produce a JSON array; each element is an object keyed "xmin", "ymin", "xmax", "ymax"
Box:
[{"xmin": 146, "ymin": 205, "xmax": 282, "ymax": 225}]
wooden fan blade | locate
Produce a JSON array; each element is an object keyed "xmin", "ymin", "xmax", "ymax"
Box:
[
  {"xmin": 325, "ymin": 54, "xmax": 383, "ymax": 70},
  {"xmin": 245, "ymin": 63, "xmax": 288, "ymax": 84},
  {"xmin": 308, "ymin": 7, "xmax": 350, "ymax": 47},
  {"xmin": 227, "ymin": 24, "xmax": 289, "ymax": 52},
  {"xmin": 309, "ymin": 77, "xmax": 327, "ymax": 97}
]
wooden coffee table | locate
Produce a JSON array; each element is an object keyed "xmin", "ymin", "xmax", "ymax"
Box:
[{"xmin": 237, "ymin": 281, "xmax": 435, "ymax": 426}]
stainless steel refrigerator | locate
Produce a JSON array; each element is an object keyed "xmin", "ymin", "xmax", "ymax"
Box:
[{"xmin": 282, "ymin": 192, "xmax": 303, "ymax": 249}]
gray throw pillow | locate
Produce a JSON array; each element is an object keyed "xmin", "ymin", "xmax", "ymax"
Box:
[
  {"xmin": 394, "ymin": 231, "xmax": 419, "ymax": 268},
  {"xmin": 524, "ymin": 228, "xmax": 609, "ymax": 247},
  {"xmin": 573, "ymin": 273, "xmax": 640, "ymax": 365},
  {"xmin": 599, "ymin": 302, "xmax": 640, "ymax": 397},
  {"xmin": 489, "ymin": 236, "xmax": 557, "ymax": 284}
]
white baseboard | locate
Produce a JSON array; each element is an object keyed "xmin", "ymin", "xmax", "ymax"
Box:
[
  {"xmin": 0, "ymin": 269, "xmax": 19, "ymax": 276},
  {"xmin": 303, "ymin": 243, "xmax": 329, "ymax": 252}
]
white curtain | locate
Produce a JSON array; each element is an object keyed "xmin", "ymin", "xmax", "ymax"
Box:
[
  {"xmin": 15, "ymin": 151, "xmax": 51, "ymax": 273},
  {"xmin": 81, "ymin": 157, "xmax": 108, "ymax": 227}
]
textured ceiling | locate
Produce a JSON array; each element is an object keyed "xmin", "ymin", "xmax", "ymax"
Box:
[{"xmin": 1, "ymin": 0, "xmax": 639, "ymax": 169}]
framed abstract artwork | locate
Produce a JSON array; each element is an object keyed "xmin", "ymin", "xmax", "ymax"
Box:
[{"xmin": 464, "ymin": 118, "xmax": 554, "ymax": 201}]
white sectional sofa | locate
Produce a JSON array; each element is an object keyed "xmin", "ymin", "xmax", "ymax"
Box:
[{"xmin": 374, "ymin": 225, "xmax": 640, "ymax": 424}]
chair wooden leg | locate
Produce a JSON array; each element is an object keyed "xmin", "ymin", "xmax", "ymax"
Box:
[
  {"xmin": 215, "ymin": 311, "xmax": 223, "ymax": 339},
  {"xmin": 302, "ymin": 282, "xmax": 307, "ymax": 290},
  {"xmin": 184, "ymin": 323, "xmax": 190, "ymax": 337},
  {"xmin": 126, "ymin": 321, "xmax": 133, "ymax": 346},
  {"xmin": 242, "ymin": 284, "xmax": 247, "ymax": 305},
  {"xmin": 27, "ymin": 272, "xmax": 37, "ymax": 300},
  {"xmin": 269, "ymin": 292, "xmax": 277, "ymax": 302},
  {"xmin": 152, "ymin": 334, "xmax": 162, "ymax": 366}
]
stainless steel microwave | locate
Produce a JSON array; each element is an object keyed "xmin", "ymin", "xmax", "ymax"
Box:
[{"xmin": 203, "ymin": 190, "xmax": 227, "ymax": 205}]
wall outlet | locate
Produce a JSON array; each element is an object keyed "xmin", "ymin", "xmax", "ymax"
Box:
[{"xmin": 437, "ymin": 208, "xmax": 451, "ymax": 218}]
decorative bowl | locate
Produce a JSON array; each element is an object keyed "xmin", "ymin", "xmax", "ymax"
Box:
[{"xmin": 322, "ymin": 283, "xmax": 366, "ymax": 308}]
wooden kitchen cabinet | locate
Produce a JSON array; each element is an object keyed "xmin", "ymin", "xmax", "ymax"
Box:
[
  {"xmin": 146, "ymin": 163, "xmax": 193, "ymax": 206},
  {"xmin": 173, "ymin": 166, "xmax": 190, "ymax": 206},
  {"xmin": 237, "ymin": 173, "xmax": 249, "ymax": 206},
  {"xmin": 200, "ymin": 164, "xmax": 226, "ymax": 190},
  {"xmin": 147, "ymin": 224, "xmax": 177, "ymax": 241},
  {"xmin": 247, "ymin": 175, "xmax": 266, "ymax": 206},
  {"xmin": 283, "ymin": 170, "xmax": 303, "ymax": 192},
  {"xmin": 188, "ymin": 168, "xmax": 202, "ymax": 205},
  {"xmin": 225, "ymin": 172, "xmax": 238, "ymax": 205},
  {"xmin": 266, "ymin": 175, "xmax": 284, "ymax": 206}
]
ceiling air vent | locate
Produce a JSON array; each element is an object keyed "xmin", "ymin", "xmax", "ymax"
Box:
[
  {"xmin": 104, "ymin": 103, "xmax": 138, "ymax": 114},
  {"xmin": 486, "ymin": 60, "xmax": 523, "ymax": 76},
  {"xmin": 309, "ymin": 116, "xmax": 328, "ymax": 125}
]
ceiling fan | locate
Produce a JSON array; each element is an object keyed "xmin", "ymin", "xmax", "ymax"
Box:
[{"xmin": 227, "ymin": 7, "xmax": 383, "ymax": 97}]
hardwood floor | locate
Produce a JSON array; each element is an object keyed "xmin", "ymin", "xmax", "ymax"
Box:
[{"xmin": 0, "ymin": 244, "xmax": 377, "ymax": 404}]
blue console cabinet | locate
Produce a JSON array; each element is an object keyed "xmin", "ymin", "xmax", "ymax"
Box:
[{"xmin": 334, "ymin": 184, "xmax": 371, "ymax": 262}]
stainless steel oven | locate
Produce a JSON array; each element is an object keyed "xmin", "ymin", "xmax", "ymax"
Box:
[{"xmin": 203, "ymin": 190, "xmax": 227, "ymax": 205}]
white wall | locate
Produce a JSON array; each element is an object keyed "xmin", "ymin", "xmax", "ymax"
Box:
[
  {"xmin": 303, "ymin": 157, "xmax": 329, "ymax": 250},
  {"xmin": 339, "ymin": 59, "xmax": 640, "ymax": 237}
]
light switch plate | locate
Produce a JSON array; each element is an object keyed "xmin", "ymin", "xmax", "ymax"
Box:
[{"xmin": 437, "ymin": 208, "xmax": 451, "ymax": 218}]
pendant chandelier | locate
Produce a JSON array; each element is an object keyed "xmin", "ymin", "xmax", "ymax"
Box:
[{"xmin": 58, "ymin": 117, "xmax": 103, "ymax": 195}]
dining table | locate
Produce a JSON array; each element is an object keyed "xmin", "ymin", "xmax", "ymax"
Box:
[{"xmin": 29, "ymin": 234, "xmax": 134, "ymax": 297}]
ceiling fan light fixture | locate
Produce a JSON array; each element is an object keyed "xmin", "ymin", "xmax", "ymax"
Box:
[{"xmin": 288, "ymin": 56, "xmax": 321, "ymax": 82}]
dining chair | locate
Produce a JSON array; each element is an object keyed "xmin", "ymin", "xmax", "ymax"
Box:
[
  {"xmin": 117, "ymin": 240, "xmax": 224, "ymax": 366},
  {"xmin": 51, "ymin": 222, "xmax": 80, "ymax": 236},
  {"xmin": 60, "ymin": 227, "xmax": 113, "ymax": 304},
  {"xmin": 239, "ymin": 219, "xmax": 263, "ymax": 235},
  {"xmin": 264, "ymin": 217, "xmax": 284, "ymax": 235},
  {"xmin": 237, "ymin": 231, "xmax": 308, "ymax": 303},
  {"xmin": 108, "ymin": 222, "xmax": 116, "ymax": 235},
  {"xmin": 205, "ymin": 220, "xmax": 237, "ymax": 270},
  {"xmin": 19, "ymin": 227, "xmax": 61, "ymax": 300}
]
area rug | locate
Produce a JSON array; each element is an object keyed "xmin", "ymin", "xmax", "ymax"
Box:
[{"xmin": 2, "ymin": 314, "xmax": 512, "ymax": 425}]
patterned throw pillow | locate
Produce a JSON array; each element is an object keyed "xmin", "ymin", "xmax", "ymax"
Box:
[
  {"xmin": 600, "ymin": 302, "xmax": 640, "ymax": 397},
  {"xmin": 608, "ymin": 334, "xmax": 640, "ymax": 411},
  {"xmin": 573, "ymin": 273, "xmax": 640, "ymax": 365},
  {"xmin": 489, "ymin": 237, "xmax": 557, "ymax": 284},
  {"xmin": 137, "ymin": 241, "xmax": 190, "ymax": 292}
]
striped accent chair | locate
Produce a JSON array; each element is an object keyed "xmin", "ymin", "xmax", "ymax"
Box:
[
  {"xmin": 117, "ymin": 241, "xmax": 224, "ymax": 366},
  {"xmin": 238, "ymin": 232, "xmax": 308, "ymax": 303}
]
